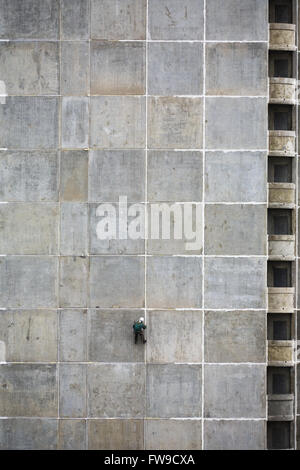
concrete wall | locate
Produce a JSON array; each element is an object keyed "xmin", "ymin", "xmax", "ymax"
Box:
[{"xmin": 0, "ymin": 0, "xmax": 268, "ymax": 449}]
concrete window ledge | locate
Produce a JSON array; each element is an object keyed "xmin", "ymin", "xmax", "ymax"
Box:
[
  {"xmin": 268, "ymin": 340, "xmax": 294, "ymax": 364},
  {"xmin": 268, "ymin": 234, "xmax": 295, "ymax": 260},
  {"xmin": 269, "ymin": 78, "xmax": 296, "ymax": 105},
  {"xmin": 269, "ymin": 23, "xmax": 296, "ymax": 51},
  {"xmin": 267, "ymin": 394, "xmax": 294, "ymax": 421},
  {"xmin": 268, "ymin": 182, "xmax": 295, "ymax": 208},
  {"xmin": 269, "ymin": 130, "xmax": 296, "ymax": 157},
  {"xmin": 268, "ymin": 287, "xmax": 294, "ymax": 313}
]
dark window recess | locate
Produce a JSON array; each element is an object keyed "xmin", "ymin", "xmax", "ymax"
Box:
[
  {"xmin": 274, "ymin": 59, "xmax": 289, "ymax": 77},
  {"xmin": 273, "ymin": 320, "xmax": 288, "ymax": 340},
  {"xmin": 275, "ymin": 4, "xmax": 292, "ymax": 23},
  {"xmin": 274, "ymin": 111, "xmax": 290, "ymax": 130},
  {"xmin": 272, "ymin": 372, "xmax": 290, "ymax": 393},
  {"xmin": 273, "ymin": 267, "xmax": 288, "ymax": 287},
  {"xmin": 273, "ymin": 215, "xmax": 289, "ymax": 234},
  {"xmin": 268, "ymin": 313, "xmax": 291, "ymax": 340},
  {"xmin": 268, "ymin": 422, "xmax": 290, "ymax": 450},
  {"xmin": 274, "ymin": 163, "xmax": 289, "ymax": 182}
]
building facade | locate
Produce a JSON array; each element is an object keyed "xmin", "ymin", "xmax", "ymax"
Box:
[{"xmin": 0, "ymin": 0, "xmax": 298, "ymax": 450}]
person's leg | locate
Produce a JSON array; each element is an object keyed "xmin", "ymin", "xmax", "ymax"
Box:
[
  {"xmin": 135, "ymin": 333, "xmax": 138, "ymax": 344},
  {"xmin": 141, "ymin": 330, "xmax": 146, "ymax": 344}
]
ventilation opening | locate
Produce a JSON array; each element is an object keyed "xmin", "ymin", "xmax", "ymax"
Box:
[
  {"xmin": 269, "ymin": 105, "xmax": 293, "ymax": 131},
  {"xmin": 268, "ymin": 366, "xmax": 291, "ymax": 394},
  {"xmin": 269, "ymin": 51, "xmax": 293, "ymax": 78},
  {"xmin": 268, "ymin": 157, "xmax": 292, "ymax": 183},
  {"xmin": 268, "ymin": 261, "xmax": 292, "ymax": 287},
  {"xmin": 267, "ymin": 422, "xmax": 291, "ymax": 449}
]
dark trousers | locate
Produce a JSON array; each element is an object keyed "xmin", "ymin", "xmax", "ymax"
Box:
[{"xmin": 135, "ymin": 331, "xmax": 146, "ymax": 344}]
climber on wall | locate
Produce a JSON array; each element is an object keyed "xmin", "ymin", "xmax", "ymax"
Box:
[{"xmin": 133, "ymin": 317, "xmax": 147, "ymax": 344}]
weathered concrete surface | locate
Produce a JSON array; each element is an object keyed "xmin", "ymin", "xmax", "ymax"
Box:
[
  {"xmin": 204, "ymin": 311, "xmax": 266, "ymax": 363},
  {"xmin": 88, "ymin": 419, "xmax": 144, "ymax": 450},
  {"xmin": 58, "ymin": 419, "xmax": 86, "ymax": 450},
  {"xmin": 0, "ymin": 419, "xmax": 57, "ymax": 450},
  {"xmin": 59, "ymin": 364, "xmax": 86, "ymax": 418},
  {"xmin": 146, "ymin": 364, "xmax": 202, "ymax": 418},
  {"xmin": 145, "ymin": 419, "xmax": 202, "ymax": 450},
  {"xmin": 204, "ymin": 420, "xmax": 266, "ymax": 450},
  {"xmin": 0, "ymin": 364, "xmax": 57, "ymax": 416},
  {"xmin": 91, "ymin": 41, "xmax": 145, "ymax": 95},
  {"xmin": 59, "ymin": 309, "xmax": 87, "ymax": 362},
  {"xmin": 269, "ymin": 23, "xmax": 296, "ymax": 50},
  {"xmin": 60, "ymin": 151, "xmax": 88, "ymax": 202},
  {"xmin": 88, "ymin": 364, "xmax": 145, "ymax": 418},
  {"xmin": 62, "ymin": 97, "xmax": 89, "ymax": 149},
  {"xmin": 204, "ymin": 365, "xmax": 265, "ymax": 418},
  {"xmin": 59, "ymin": 257, "xmax": 88, "ymax": 308},
  {"xmin": 148, "ymin": 43, "xmax": 203, "ymax": 95},
  {"xmin": 269, "ymin": 78, "xmax": 296, "ymax": 104},
  {"xmin": 60, "ymin": 203, "xmax": 88, "ymax": 255},
  {"xmin": 0, "ymin": 310, "xmax": 57, "ymax": 362},
  {"xmin": 61, "ymin": 42, "xmax": 89, "ymax": 96},
  {"xmin": 61, "ymin": 0, "xmax": 89, "ymax": 40}
]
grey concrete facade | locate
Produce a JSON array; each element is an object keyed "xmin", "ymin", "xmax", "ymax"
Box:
[{"xmin": 0, "ymin": 0, "xmax": 278, "ymax": 450}]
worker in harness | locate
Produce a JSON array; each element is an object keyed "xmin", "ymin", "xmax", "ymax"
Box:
[{"xmin": 133, "ymin": 317, "xmax": 147, "ymax": 344}]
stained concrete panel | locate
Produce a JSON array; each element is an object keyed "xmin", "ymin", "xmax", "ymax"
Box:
[
  {"xmin": 206, "ymin": 0, "xmax": 268, "ymax": 41},
  {"xmin": 90, "ymin": 256, "xmax": 144, "ymax": 308},
  {"xmin": 206, "ymin": 43, "xmax": 268, "ymax": 96},
  {"xmin": 90, "ymin": 96, "xmax": 146, "ymax": 149},
  {"xmin": 204, "ymin": 204, "xmax": 266, "ymax": 255},
  {"xmin": 60, "ymin": 150, "xmax": 88, "ymax": 202},
  {"xmin": 88, "ymin": 419, "xmax": 144, "ymax": 450},
  {"xmin": 205, "ymin": 151, "xmax": 267, "ymax": 203},
  {"xmin": 147, "ymin": 256, "xmax": 202, "ymax": 308},
  {"xmin": 59, "ymin": 257, "xmax": 88, "ymax": 308},
  {"xmin": 0, "ymin": 203, "xmax": 58, "ymax": 255},
  {"xmin": 0, "ymin": 419, "xmax": 57, "ymax": 450},
  {"xmin": 91, "ymin": 41, "xmax": 145, "ymax": 95},
  {"xmin": 204, "ymin": 365, "xmax": 266, "ymax": 418},
  {"xmin": 204, "ymin": 420, "xmax": 265, "ymax": 450},
  {"xmin": 88, "ymin": 309, "xmax": 145, "ymax": 362},
  {"xmin": 88, "ymin": 364, "xmax": 145, "ymax": 418},
  {"xmin": 59, "ymin": 309, "xmax": 87, "ymax": 362},
  {"xmin": 0, "ymin": 151, "xmax": 58, "ymax": 202},
  {"xmin": 148, "ymin": 151, "xmax": 202, "ymax": 202},
  {"xmin": 62, "ymin": 97, "xmax": 89, "ymax": 149},
  {"xmin": 0, "ymin": 97, "xmax": 59, "ymax": 149},
  {"xmin": 147, "ymin": 311, "xmax": 202, "ymax": 363},
  {"xmin": 145, "ymin": 419, "xmax": 202, "ymax": 450},
  {"xmin": 148, "ymin": 43, "xmax": 203, "ymax": 95},
  {"xmin": 0, "ymin": 364, "xmax": 57, "ymax": 416},
  {"xmin": 0, "ymin": 310, "xmax": 57, "ymax": 362},
  {"xmin": 148, "ymin": 0, "xmax": 204, "ymax": 40},
  {"xmin": 61, "ymin": 42, "xmax": 89, "ymax": 95},
  {"xmin": 0, "ymin": 42, "xmax": 59, "ymax": 95},
  {"xmin": 204, "ymin": 257, "xmax": 266, "ymax": 309},
  {"xmin": 59, "ymin": 364, "xmax": 86, "ymax": 418},
  {"xmin": 58, "ymin": 420, "xmax": 86, "ymax": 450},
  {"xmin": 61, "ymin": 0, "xmax": 89, "ymax": 40},
  {"xmin": 0, "ymin": 0, "xmax": 59, "ymax": 39},
  {"xmin": 205, "ymin": 98, "xmax": 267, "ymax": 150},
  {"xmin": 91, "ymin": 0, "xmax": 146, "ymax": 40},
  {"xmin": 89, "ymin": 150, "xmax": 145, "ymax": 202},
  {"xmin": 60, "ymin": 203, "xmax": 88, "ymax": 255},
  {"xmin": 0, "ymin": 256, "xmax": 57, "ymax": 308},
  {"xmin": 148, "ymin": 97, "xmax": 203, "ymax": 149},
  {"xmin": 204, "ymin": 311, "xmax": 266, "ymax": 363},
  {"xmin": 147, "ymin": 364, "xmax": 202, "ymax": 418}
]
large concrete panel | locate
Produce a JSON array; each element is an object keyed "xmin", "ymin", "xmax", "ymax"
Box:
[
  {"xmin": 204, "ymin": 257, "xmax": 266, "ymax": 309},
  {"xmin": 0, "ymin": 97, "xmax": 59, "ymax": 149},
  {"xmin": 89, "ymin": 150, "xmax": 145, "ymax": 202},
  {"xmin": 147, "ymin": 256, "xmax": 202, "ymax": 308},
  {"xmin": 58, "ymin": 420, "xmax": 86, "ymax": 450},
  {"xmin": 59, "ymin": 309, "xmax": 87, "ymax": 362},
  {"xmin": 88, "ymin": 309, "xmax": 145, "ymax": 362},
  {"xmin": 90, "ymin": 96, "xmax": 146, "ymax": 149},
  {"xmin": 206, "ymin": 98, "xmax": 267, "ymax": 150},
  {"xmin": 59, "ymin": 257, "xmax": 88, "ymax": 308},
  {"xmin": 91, "ymin": 41, "xmax": 145, "ymax": 95},
  {"xmin": 204, "ymin": 311, "xmax": 266, "ymax": 363},
  {"xmin": 147, "ymin": 311, "xmax": 202, "ymax": 363},
  {"xmin": 62, "ymin": 97, "xmax": 89, "ymax": 149},
  {"xmin": 0, "ymin": 42, "xmax": 59, "ymax": 95},
  {"xmin": 148, "ymin": 0, "xmax": 204, "ymax": 40},
  {"xmin": 206, "ymin": 0, "xmax": 268, "ymax": 41},
  {"xmin": 0, "ymin": 364, "xmax": 57, "ymax": 416},
  {"xmin": 148, "ymin": 43, "xmax": 203, "ymax": 95},
  {"xmin": 88, "ymin": 419, "xmax": 144, "ymax": 450},
  {"xmin": 60, "ymin": 150, "xmax": 88, "ymax": 202},
  {"xmin": 206, "ymin": 43, "xmax": 267, "ymax": 96},
  {"xmin": 147, "ymin": 364, "xmax": 202, "ymax": 418},
  {"xmin": 0, "ymin": 310, "xmax": 57, "ymax": 362},
  {"xmin": 145, "ymin": 419, "xmax": 202, "ymax": 450},
  {"xmin": 90, "ymin": 256, "xmax": 144, "ymax": 308},
  {"xmin": 0, "ymin": 256, "xmax": 57, "ymax": 308},
  {"xmin": 61, "ymin": 42, "xmax": 89, "ymax": 96},
  {"xmin": 0, "ymin": 203, "xmax": 58, "ymax": 255},
  {"xmin": 0, "ymin": 419, "xmax": 57, "ymax": 450},
  {"xmin": 91, "ymin": 0, "xmax": 146, "ymax": 40},
  {"xmin": 0, "ymin": 151, "xmax": 58, "ymax": 202},
  {"xmin": 148, "ymin": 151, "xmax": 202, "ymax": 202},
  {"xmin": 205, "ymin": 151, "xmax": 267, "ymax": 203},
  {"xmin": 204, "ymin": 365, "xmax": 266, "ymax": 418},
  {"xmin": 148, "ymin": 97, "xmax": 203, "ymax": 149},
  {"xmin": 61, "ymin": 0, "xmax": 89, "ymax": 40},
  {"xmin": 59, "ymin": 364, "xmax": 86, "ymax": 418},
  {"xmin": 0, "ymin": 0, "xmax": 59, "ymax": 39},
  {"xmin": 204, "ymin": 204, "xmax": 266, "ymax": 255},
  {"xmin": 204, "ymin": 420, "xmax": 265, "ymax": 450},
  {"xmin": 60, "ymin": 203, "xmax": 88, "ymax": 255},
  {"xmin": 87, "ymin": 363, "xmax": 145, "ymax": 418}
]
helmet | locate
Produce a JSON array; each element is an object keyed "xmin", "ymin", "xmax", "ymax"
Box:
[{"xmin": 139, "ymin": 317, "xmax": 144, "ymax": 322}]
